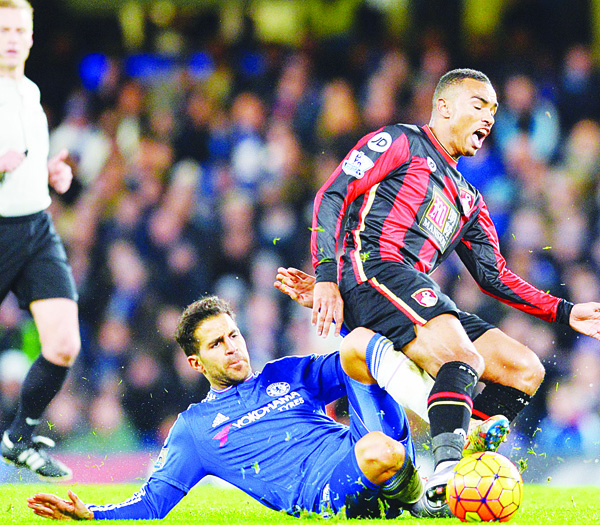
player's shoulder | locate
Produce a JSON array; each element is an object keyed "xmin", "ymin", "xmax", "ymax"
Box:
[
  {"xmin": 379, "ymin": 123, "xmax": 423, "ymax": 139},
  {"xmin": 261, "ymin": 354, "xmax": 315, "ymax": 375},
  {"xmin": 360, "ymin": 123, "xmax": 424, "ymax": 153},
  {"xmin": 259, "ymin": 353, "xmax": 336, "ymax": 380},
  {"xmin": 264, "ymin": 352, "xmax": 336, "ymax": 369},
  {"xmin": 178, "ymin": 400, "xmax": 205, "ymax": 420},
  {"xmin": 396, "ymin": 123, "xmax": 423, "ymax": 135},
  {"xmin": 177, "ymin": 396, "xmax": 224, "ymax": 431},
  {"xmin": 367, "ymin": 122, "xmax": 425, "ymax": 140}
]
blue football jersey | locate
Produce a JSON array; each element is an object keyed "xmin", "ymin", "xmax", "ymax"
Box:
[
  {"xmin": 150, "ymin": 352, "xmax": 352, "ymax": 515},
  {"xmin": 88, "ymin": 336, "xmax": 414, "ymax": 520}
]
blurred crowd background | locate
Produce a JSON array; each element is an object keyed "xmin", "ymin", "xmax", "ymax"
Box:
[{"xmin": 2, "ymin": 0, "xmax": 600, "ymax": 478}]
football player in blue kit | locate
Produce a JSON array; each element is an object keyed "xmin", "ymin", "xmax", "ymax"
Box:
[{"xmin": 28, "ymin": 296, "xmax": 429, "ymax": 520}]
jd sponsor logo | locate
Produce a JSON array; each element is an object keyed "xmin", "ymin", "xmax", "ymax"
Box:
[{"xmin": 367, "ymin": 132, "xmax": 392, "ymax": 152}]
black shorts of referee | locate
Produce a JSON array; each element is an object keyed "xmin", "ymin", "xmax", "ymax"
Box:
[{"xmin": 0, "ymin": 211, "xmax": 78, "ymax": 310}]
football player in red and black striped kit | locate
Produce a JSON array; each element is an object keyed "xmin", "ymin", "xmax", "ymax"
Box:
[{"xmin": 311, "ymin": 68, "xmax": 600, "ymax": 513}]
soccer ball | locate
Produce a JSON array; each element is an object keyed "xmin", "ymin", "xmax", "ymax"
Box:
[{"xmin": 446, "ymin": 451, "xmax": 523, "ymax": 522}]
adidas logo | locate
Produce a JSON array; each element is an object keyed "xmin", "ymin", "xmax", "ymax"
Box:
[{"xmin": 212, "ymin": 413, "xmax": 230, "ymax": 428}]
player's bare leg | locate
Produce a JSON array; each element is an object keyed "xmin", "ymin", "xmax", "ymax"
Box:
[
  {"xmin": 475, "ymin": 328, "xmax": 545, "ymax": 396},
  {"xmin": 31, "ymin": 298, "xmax": 81, "ymax": 367}
]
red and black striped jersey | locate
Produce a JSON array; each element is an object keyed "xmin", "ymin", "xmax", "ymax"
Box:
[{"xmin": 311, "ymin": 124, "xmax": 572, "ymax": 324}]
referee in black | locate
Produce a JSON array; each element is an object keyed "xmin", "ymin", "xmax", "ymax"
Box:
[{"xmin": 0, "ymin": 0, "xmax": 78, "ymax": 480}]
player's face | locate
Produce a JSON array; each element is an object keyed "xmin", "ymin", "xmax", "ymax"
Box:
[
  {"xmin": 188, "ymin": 313, "xmax": 252, "ymax": 390},
  {"xmin": 0, "ymin": 7, "xmax": 33, "ymax": 78},
  {"xmin": 444, "ymin": 78, "xmax": 498, "ymax": 158}
]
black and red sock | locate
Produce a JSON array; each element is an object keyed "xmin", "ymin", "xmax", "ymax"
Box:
[
  {"xmin": 428, "ymin": 361, "xmax": 479, "ymax": 466},
  {"xmin": 472, "ymin": 383, "xmax": 532, "ymax": 423}
]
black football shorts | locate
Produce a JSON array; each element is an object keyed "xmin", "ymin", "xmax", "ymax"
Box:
[
  {"xmin": 0, "ymin": 211, "xmax": 78, "ymax": 310},
  {"xmin": 341, "ymin": 263, "xmax": 494, "ymax": 350}
]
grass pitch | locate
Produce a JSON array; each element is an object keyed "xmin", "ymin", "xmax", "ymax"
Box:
[{"xmin": 1, "ymin": 483, "xmax": 599, "ymax": 524}]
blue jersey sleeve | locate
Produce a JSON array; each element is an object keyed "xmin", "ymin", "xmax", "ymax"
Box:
[
  {"xmin": 88, "ymin": 414, "xmax": 207, "ymax": 519},
  {"xmin": 150, "ymin": 412, "xmax": 208, "ymax": 492},
  {"xmin": 88, "ymin": 478, "xmax": 185, "ymax": 520}
]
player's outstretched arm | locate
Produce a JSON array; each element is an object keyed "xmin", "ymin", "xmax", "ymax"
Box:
[
  {"xmin": 28, "ymin": 489, "xmax": 94, "ymax": 520},
  {"xmin": 274, "ymin": 266, "xmax": 315, "ymax": 308},
  {"xmin": 570, "ymin": 302, "xmax": 600, "ymax": 341}
]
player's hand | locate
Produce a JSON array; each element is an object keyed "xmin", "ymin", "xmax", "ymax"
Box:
[
  {"xmin": 48, "ymin": 149, "xmax": 73, "ymax": 194},
  {"xmin": 312, "ymin": 281, "xmax": 344, "ymax": 338},
  {"xmin": 27, "ymin": 489, "xmax": 94, "ymax": 520},
  {"xmin": 0, "ymin": 149, "xmax": 26, "ymax": 173},
  {"xmin": 570, "ymin": 302, "xmax": 600, "ymax": 341},
  {"xmin": 274, "ymin": 267, "xmax": 315, "ymax": 308}
]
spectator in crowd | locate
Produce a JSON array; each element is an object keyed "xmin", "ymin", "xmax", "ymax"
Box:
[
  {"xmin": 494, "ymin": 73, "xmax": 560, "ymax": 163},
  {"xmin": 556, "ymin": 44, "xmax": 600, "ymax": 133}
]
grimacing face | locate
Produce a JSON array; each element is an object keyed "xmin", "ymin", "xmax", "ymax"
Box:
[
  {"xmin": 441, "ymin": 78, "xmax": 498, "ymax": 159},
  {"xmin": 187, "ymin": 313, "xmax": 252, "ymax": 390},
  {"xmin": 0, "ymin": 7, "xmax": 33, "ymax": 78}
]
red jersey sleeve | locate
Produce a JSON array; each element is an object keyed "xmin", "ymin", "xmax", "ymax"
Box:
[
  {"xmin": 456, "ymin": 197, "xmax": 572, "ymax": 324},
  {"xmin": 311, "ymin": 127, "xmax": 411, "ymax": 282}
]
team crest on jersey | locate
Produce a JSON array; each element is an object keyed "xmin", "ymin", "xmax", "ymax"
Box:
[
  {"xmin": 427, "ymin": 157, "xmax": 437, "ymax": 172},
  {"xmin": 367, "ymin": 131, "xmax": 392, "ymax": 152},
  {"xmin": 419, "ymin": 189, "xmax": 460, "ymax": 253},
  {"xmin": 459, "ymin": 188, "xmax": 476, "ymax": 217},
  {"xmin": 411, "ymin": 288, "xmax": 439, "ymax": 307},
  {"xmin": 266, "ymin": 382, "xmax": 290, "ymax": 397},
  {"xmin": 342, "ymin": 150, "xmax": 374, "ymax": 179}
]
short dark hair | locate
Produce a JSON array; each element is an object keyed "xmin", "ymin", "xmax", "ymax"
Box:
[
  {"xmin": 433, "ymin": 68, "xmax": 492, "ymax": 105},
  {"xmin": 175, "ymin": 296, "xmax": 235, "ymax": 357}
]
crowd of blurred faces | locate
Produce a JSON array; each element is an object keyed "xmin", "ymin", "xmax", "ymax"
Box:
[{"xmin": 1, "ymin": 0, "xmax": 600, "ymax": 458}]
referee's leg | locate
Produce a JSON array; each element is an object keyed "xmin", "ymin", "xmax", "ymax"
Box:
[
  {"xmin": 31, "ymin": 297, "xmax": 80, "ymax": 367},
  {"xmin": 1, "ymin": 298, "xmax": 79, "ymax": 480}
]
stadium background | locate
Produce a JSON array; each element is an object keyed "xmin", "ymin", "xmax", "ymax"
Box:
[{"xmin": 1, "ymin": 0, "xmax": 600, "ymax": 485}]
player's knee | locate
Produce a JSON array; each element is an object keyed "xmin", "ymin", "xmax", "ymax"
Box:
[
  {"xmin": 356, "ymin": 432, "xmax": 404, "ymax": 473},
  {"xmin": 512, "ymin": 350, "xmax": 545, "ymax": 395},
  {"xmin": 441, "ymin": 345, "xmax": 485, "ymax": 377},
  {"xmin": 339, "ymin": 328, "xmax": 375, "ymax": 382},
  {"xmin": 42, "ymin": 333, "xmax": 81, "ymax": 366},
  {"xmin": 340, "ymin": 328, "xmax": 372, "ymax": 361},
  {"xmin": 466, "ymin": 349, "xmax": 486, "ymax": 377}
]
